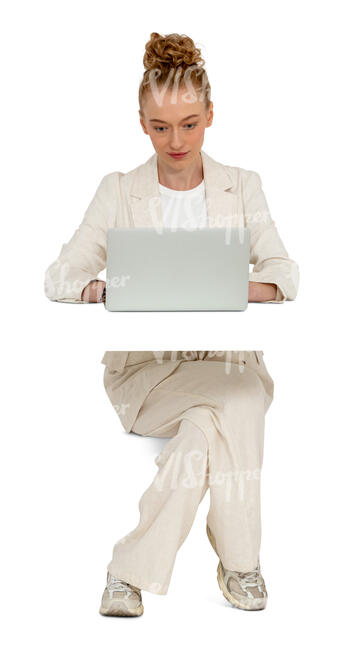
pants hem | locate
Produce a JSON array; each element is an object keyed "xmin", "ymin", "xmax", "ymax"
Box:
[{"xmin": 107, "ymin": 565, "xmax": 169, "ymax": 595}]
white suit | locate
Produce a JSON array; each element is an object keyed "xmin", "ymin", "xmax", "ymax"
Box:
[
  {"xmin": 45, "ymin": 150, "xmax": 299, "ymax": 303},
  {"xmin": 102, "ymin": 351, "xmax": 274, "ymax": 595}
]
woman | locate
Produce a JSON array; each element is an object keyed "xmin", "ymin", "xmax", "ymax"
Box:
[
  {"xmin": 44, "ymin": 32, "xmax": 299, "ymax": 304},
  {"xmin": 100, "ymin": 350, "xmax": 274, "ymax": 615}
]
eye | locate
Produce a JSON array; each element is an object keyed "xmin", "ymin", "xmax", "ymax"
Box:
[
  {"xmin": 154, "ymin": 126, "xmax": 167, "ymax": 133},
  {"xmin": 183, "ymin": 123, "xmax": 197, "ymax": 130}
]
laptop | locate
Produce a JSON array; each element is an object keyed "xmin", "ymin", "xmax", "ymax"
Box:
[{"xmin": 105, "ymin": 227, "xmax": 250, "ymax": 311}]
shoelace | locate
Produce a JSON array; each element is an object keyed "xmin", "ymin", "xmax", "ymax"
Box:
[
  {"xmin": 107, "ymin": 576, "xmax": 139, "ymax": 599},
  {"xmin": 236, "ymin": 568, "xmax": 264, "ymax": 590},
  {"xmin": 225, "ymin": 565, "xmax": 266, "ymax": 598}
]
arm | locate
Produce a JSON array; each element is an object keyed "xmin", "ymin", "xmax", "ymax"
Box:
[
  {"xmin": 44, "ymin": 172, "xmax": 121, "ymax": 303},
  {"xmin": 243, "ymin": 170, "xmax": 299, "ymax": 303}
]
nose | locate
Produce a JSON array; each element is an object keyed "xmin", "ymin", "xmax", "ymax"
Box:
[{"xmin": 169, "ymin": 127, "xmax": 185, "ymax": 150}]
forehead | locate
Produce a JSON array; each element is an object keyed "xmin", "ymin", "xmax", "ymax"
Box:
[{"xmin": 143, "ymin": 87, "xmax": 205, "ymax": 123}]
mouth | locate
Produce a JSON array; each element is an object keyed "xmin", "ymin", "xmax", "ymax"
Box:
[{"xmin": 168, "ymin": 151, "xmax": 189, "ymax": 160}]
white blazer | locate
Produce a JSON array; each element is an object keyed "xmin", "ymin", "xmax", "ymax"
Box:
[{"xmin": 44, "ymin": 149, "xmax": 299, "ymax": 303}]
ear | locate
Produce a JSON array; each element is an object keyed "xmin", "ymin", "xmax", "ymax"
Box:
[{"xmin": 206, "ymin": 102, "xmax": 214, "ymax": 127}]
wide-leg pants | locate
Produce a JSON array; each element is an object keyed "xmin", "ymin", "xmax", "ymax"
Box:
[{"xmin": 102, "ymin": 351, "xmax": 274, "ymax": 595}]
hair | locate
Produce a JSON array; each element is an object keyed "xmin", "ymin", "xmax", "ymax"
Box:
[{"xmin": 139, "ymin": 32, "xmax": 211, "ymax": 114}]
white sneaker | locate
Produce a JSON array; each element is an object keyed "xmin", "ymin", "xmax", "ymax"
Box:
[
  {"xmin": 99, "ymin": 573, "xmax": 144, "ymax": 617},
  {"xmin": 217, "ymin": 561, "xmax": 268, "ymax": 610},
  {"xmin": 207, "ymin": 523, "xmax": 268, "ymax": 610}
]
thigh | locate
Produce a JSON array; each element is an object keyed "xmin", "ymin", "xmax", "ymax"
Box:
[{"xmin": 131, "ymin": 359, "xmax": 265, "ymax": 437}]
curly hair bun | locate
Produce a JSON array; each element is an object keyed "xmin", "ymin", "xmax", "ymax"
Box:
[{"xmin": 143, "ymin": 32, "xmax": 205, "ymax": 71}]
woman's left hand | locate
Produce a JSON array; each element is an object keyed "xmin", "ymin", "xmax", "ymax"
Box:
[{"xmin": 248, "ymin": 281, "xmax": 277, "ymax": 302}]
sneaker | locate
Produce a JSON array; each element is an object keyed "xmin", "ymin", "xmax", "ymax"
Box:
[
  {"xmin": 206, "ymin": 523, "xmax": 268, "ymax": 610},
  {"xmin": 216, "ymin": 561, "xmax": 267, "ymax": 610},
  {"xmin": 99, "ymin": 573, "xmax": 144, "ymax": 617}
]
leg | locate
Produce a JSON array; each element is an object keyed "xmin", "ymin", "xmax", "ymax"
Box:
[
  {"xmin": 107, "ymin": 419, "xmax": 209, "ymax": 594},
  {"xmin": 125, "ymin": 358, "xmax": 269, "ymax": 572},
  {"xmin": 205, "ymin": 367, "xmax": 266, "ymax": 573}
]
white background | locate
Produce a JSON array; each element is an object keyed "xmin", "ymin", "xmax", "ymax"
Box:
[{"xmin": 1, "ymin": 1, "xmax": 355, "ymax": 648}]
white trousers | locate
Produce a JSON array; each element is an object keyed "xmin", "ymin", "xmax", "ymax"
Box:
[{"xmin": 103, "ymin": 351, "xmax": 274, "ymax": 594}]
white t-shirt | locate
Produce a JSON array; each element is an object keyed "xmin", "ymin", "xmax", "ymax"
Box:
[{"xmin": 158, "ymin": 179, "xmax": 208, "ymax": 230}]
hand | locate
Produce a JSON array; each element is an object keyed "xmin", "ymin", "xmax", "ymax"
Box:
[
  {"xmin": 248, "ymin": 282, "xmax": 277, "ymax": 302},
  {"xmin": 81, "ymin": 280, "xmax": 106, "ymax": 303}
]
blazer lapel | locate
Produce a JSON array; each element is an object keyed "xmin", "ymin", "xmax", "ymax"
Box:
[
  {"xmin": 129, "ymin": 149, "xmax": 243, "ymax": 229},
  {"xmin": 201, "ymin": 150, "xmax": 242, "ymax": 228}
]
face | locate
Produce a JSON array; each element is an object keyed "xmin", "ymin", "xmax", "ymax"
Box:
[{"xmin": 139, "ymin": 85, "xmax": 213, "ymax": 169}]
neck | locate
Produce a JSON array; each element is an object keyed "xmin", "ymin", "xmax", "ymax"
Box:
[{"xmin": 157, "ymin": 151, "xmax": 203, "ymax": 190}]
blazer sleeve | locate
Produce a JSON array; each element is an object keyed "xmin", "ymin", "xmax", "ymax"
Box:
[
  {"xmin": 243, "ymin": 170, "xmax": 299, "ymax": 302},
  {"xmin": 44, "ymin": 172, "xmax": 121, "ymax": 303}
]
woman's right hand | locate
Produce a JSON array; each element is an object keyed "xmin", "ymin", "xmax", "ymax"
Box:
[{"xmin": 81, "ymin": 280, "xmax": 106, "ymax": 303}]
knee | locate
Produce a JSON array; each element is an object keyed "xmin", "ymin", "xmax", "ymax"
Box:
[{"xmin": 220, "ymin": 371, "xmax": 265, "ymax": 416}]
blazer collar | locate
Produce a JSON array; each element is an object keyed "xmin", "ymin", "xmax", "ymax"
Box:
[{"xmin": 129, "ymin": 149, "xmax": 239, "ymax": 228}]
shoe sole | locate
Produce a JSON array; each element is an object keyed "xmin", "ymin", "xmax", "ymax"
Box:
[
  {"xmin": 206, "ymin": 523, "xmax": 267, "ymax": 611},
  {"xmin": 99, "ymin": 603, "xmax": 144, "ymax": 617}
]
